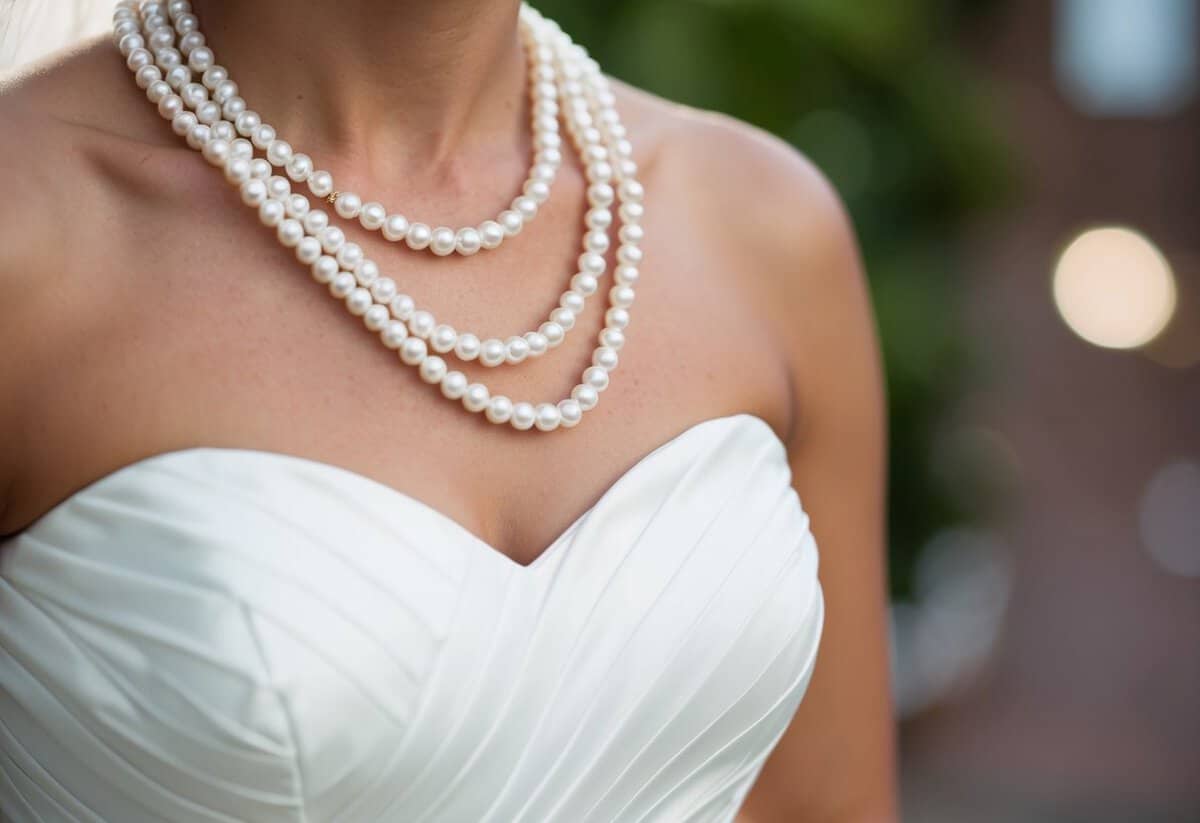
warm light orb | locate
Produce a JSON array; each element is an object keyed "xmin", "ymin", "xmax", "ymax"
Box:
[{"xmin": 1052, "ymin": 226, "xmax": 1178, "ymax": 349}]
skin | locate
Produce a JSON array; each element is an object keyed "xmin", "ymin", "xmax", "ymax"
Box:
[{"xmin": 0, "ymin": 1, "xmax": 896, "ymax": 818}]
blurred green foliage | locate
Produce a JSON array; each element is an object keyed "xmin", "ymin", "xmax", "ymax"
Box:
[{"xmin": 535, "ymin": 0, "xmax": 1014, "ymax": 599}]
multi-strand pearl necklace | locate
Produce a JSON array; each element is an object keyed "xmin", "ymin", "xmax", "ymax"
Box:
[{"xmin": 112, "ymin": 0, "xmax": 644, "ymax": 433}]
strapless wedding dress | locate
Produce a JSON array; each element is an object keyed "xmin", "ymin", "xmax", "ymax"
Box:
[{"xmin": 0, "ymin": 413, "xmax": 824, "ymax": 822}]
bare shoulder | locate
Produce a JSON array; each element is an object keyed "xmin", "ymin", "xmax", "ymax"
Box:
[
  {"xmin": 613, "ymin": 79, "xmax": 877, "ymax": 441},
  {"xmin": 0, "ymin": 36, "xmax": 179, "ymax": 516}
]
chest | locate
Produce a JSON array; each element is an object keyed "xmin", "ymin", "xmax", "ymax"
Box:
[{"xmin": 12, "ymin": 147, "xmax": 788, "ymax": 561}]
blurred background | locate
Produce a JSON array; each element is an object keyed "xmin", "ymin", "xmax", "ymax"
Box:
[{"xmin": 4, "ymin": 1, "xmax": 1199, "ymax": 821}]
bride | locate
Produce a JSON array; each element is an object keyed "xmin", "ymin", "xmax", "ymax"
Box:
[{"xmin": 0, "ymin": 1, "xmax": 895, "ymax": 820}]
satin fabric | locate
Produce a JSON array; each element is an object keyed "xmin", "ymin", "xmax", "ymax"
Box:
[{"xmin": 0, "ymin": 413, "xmax": 824, "ymax": 822}]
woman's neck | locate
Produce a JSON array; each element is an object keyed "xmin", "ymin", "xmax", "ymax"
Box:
[{"xmin": 190, "ymin": 0, "xmax": 527, "ymax": 169}]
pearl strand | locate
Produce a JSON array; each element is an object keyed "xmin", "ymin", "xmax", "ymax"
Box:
[
  {"xmin": 127, "ymin": 2, "xmax": 614, "ymax": 367},
  {"xmin": 114, "ymin": 0, "xmax": 645, "ymax": 433},
  {"xmin": 143, "ymin": 0, "xmax": 574, "ymax": 257}
]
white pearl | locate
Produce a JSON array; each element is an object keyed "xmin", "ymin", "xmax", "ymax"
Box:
[
  {"xmin": 213, "ymin": 80, "xmax": 237, "ymax": 104},
  {"xmin": 431, "ymin": 324, "xmax": 457, "ymax": 353},
  {"xmin": 229, "ymin": 138, "xmax": 252, "ymax": 159},
  {"xmin": 512, "ymin": 195, "xmax": 538, "ymax": 222},
  {"xmin": 135, "ymin": 64, "xmax": 162, "ymax": 89},
  {"xmin": 572, "ymin": 384, "xmax": 599, "ymax": 410},
  {"xmin": 126, "ymin": 47, "xmax": 153, "ymax": 71},
  {"xmin": 408, "ymin": 310, "xmax": 435, "ymax": 339},
  {"xmin": 583, "ymin": 365, "xmax": 610, "ymax": 392},
  {"xmin": 599, "ymin": 328, "xmax": 625, "ymax": 350},
  {"xmin": 619, "ymin": 202, "xmax": 644, "ymax": 223},
  {"xmin": 186, "ymin": 45, "xmax": 213, "ymax": 71},
  {"xmin": 250, "ymin": 123, "xmax": 276, "ymax": 150},
  {"xmin": 211, "ymin": 120, "xmax": 234, "ymax": 142},
  {"xmin": 266, "ymin": 139, "xmax": 293, "ymax": 167},
  {"xmin": 619, "ymin": 179, "xmax": 645, "ymax": 202},
  {"xmin": 498, "ymin": 210, "xmax": 523, "ymax": 237},
  {"xmin": 382, "ymin": 214, "xmax": 410, "ymax": 241},
  {"xmin": 171, "ymin": 109, "xmax": 196, "ymax": 136},
  {"xmin": 524, "ymin": 180, "xmax": 550, "ymax": 204},
  {"xmin": 367, "ymin": 273, "xmax": 394, "ymax": 298},
  {"xmin": 276, "ymin": 218, "xmax": 303, "ymax": 247},
  {"xmin": 479, "ymin": 220, "xmax": 505, "ymax": 250},
  {"xmin": 584, "ymin": 230, "xmax": 610, "ymax": 254},
  {"xmin": 560, "ymin": 291, "xmax": 585, "ymax": 314},
  {"xmin": 593, "ymin": 346, "xmax": 619, "ymax": 370},
  {"xmin": 486, "ymin": 395, "xmax": 514, "ymax": 424},
  {"xmin": 180, "ymin": 81, "xmax": 206, "ymax": 107},
  {"xmin": 406, "ymin": 223, "xmax": 432, "ymax": 250},
  {"xmin": 524, "ymin": 331, "xmax": 549, "ymax": 356},
  {"xmin": 510, "ymin": 402, "xmax": 536, "ymax": 431},
  {"xmin": 540, "ymin": 321, "xmax": 565, "ymax": 347},
  {"xmin": 455, "ymin": 227, "xmax": 482, "ymax": 256},
  {"xmin": 558, "ymin": 399, "xmax": 583, "ymax": 427},
  {"xmin": 234, "ymin": 110, "xmax": 260, "ymax": 137},
  {"xmin": 534, "ymin": 403, "xmax": 561, "ymax": 432},
  {"xmin": 311, "ymin": 256, "xmax": 338, "ymax": 283},
  {"xmin": 359, "ymin": 202, "xmax": 386, "ymax": 230},
  {"xmin": 221, "ymin": 96, "xmax": 245, "ymax": 119},
  {"xmin": 157, "ymin": 93, "xmax": 183, "ymax": 119},
  {"xmin": 285, "ymin": 193, "xmax": 309, "ymax": 218},
  {"xmin": 390, "ymin": 294, "xmax": 415, "ymax": 321},
  {"xmin": 605, "ymin": 307, "xmax": 630, "ymax": 330},
  {"xmin": 381, "ymin": 319, "xmax": 408, "ymax": 348},
  {"xmin": 308, "ymin": 170, "xmax": 333, "ymax": 197},
  {"xmin": 319, "ymin": 226, "xmax": 345, "ymax": 254},
  {"xmin": 610, "ymin": 285, "xmax": 636, "ymax": 308},
  {"xmin": 505, "ymin": 336, "xmax": 530, "ymax": 364},
  {"xmin": 585, "ymin": 207, "xmax": 612, "ymax": 230},
  {"xmin": 154, "ymin": 48, "xmax": 182, "ymax": 71},
  {"xmin": 588, "ymin": 183, "xmax": 614, "ymax": 207},
  {"xmin": 356, "ymin": 260, "xmax": 381, "ymax": 287},
  {"xmin": 295, "ymin": 236, "xmax": 322, "ymax": 264},
  {"xmin": 335, "ymin": 242, "xmax": 363, "ymax": 270},
  {"xmin": 178, "ymin": 31, "xmax": 204, "ymax": 56},
  {"xmin": 266, "ymin": 175, "xmax": 290, "ymax": 200},
  {"xmin": 463, "ymin": 383, "xmax": 490, "ymax": 413},
  {"xmin": 419, "ymin": 356, "xmax": 447, "ymax": 384},
  {"xmin": 239, "ymin": 178, "xmax": 267, "ymax": 206},
  {"xmin": 615, "ymin": 265, "xmax": 639, "ymax": 286},
  {"xmin": 619, "ymin": 224, "xmax": 644, "ymax": 244},
  {"xmin": 345, "ymin": 287, "xmax": 372, "ymax": 315},
  {"xmin": 617, "ymin": 245, "xmax": 643, "ymax": 266},
  {"xmin": 400, "ymin": 336, "xmax": 427, "ymax": 365},
  {"xmin": 571, "ymin": 273, "xmax": 599, "ymax": 295},
  {"xmin": 430, "ymin": 226, "xmax": 456, "ymax": 256},
  {"xmin": 579, "ymin": 252, "xmax": 605, "ymax": 276},
  {"xmin": 363, "ymin": 304, "xmax": 390, "ymax": 331},
  {"xmin": 146, "ymin": 79, "xmax": 170, "ymax": 103},
  {"xmin": 440, "ymin": 370, "xmax": 468, "ymax": 399},
  {"xmin": 329, "ymin": 272, "xmax": 355, "ymax": 298},
  {"xmin": 334, "ymin": 192, "xmax": 362, "ymax": 220},
  {"xmin": 454, "ymin": 333, "xmax": 481, "ymax": 361},
  {"xmin": 285, "ymin": 153, "xmax": 313, "ymax": 182},
  {"xmin": 198, "ymin": 101, "xmax": 223, "ymax": 126},
  {"xmin": 257, "ymin": 197, "xmax": 284, "ymax": 226},
  {"xmin": 302, "ymin": 209, "xmax": 329, "ymax": 234},
  {"xmin": 549, "ymin": 307, "xmax": 576, "ymax": 331},
  {"xmin": 166, "ymin": 65, "xmax": 191, "ymax": 91},
  {"xmin": 480, "ymin": 338, "xmax": 506, "ymax": 367}
]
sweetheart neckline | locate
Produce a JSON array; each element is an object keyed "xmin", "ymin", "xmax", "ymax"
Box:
[{"xmin": 12, "ymin": 412, "xmax": 790, "ymax": 574}]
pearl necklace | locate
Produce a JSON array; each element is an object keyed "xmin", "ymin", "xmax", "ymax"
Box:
[
  {"xmin": 176, "ymin": 10, "xmax": 565, "ymax": 259},
  {"xmin": 114, "ymin": 0, "xmax": 645, "ymax": 433}
]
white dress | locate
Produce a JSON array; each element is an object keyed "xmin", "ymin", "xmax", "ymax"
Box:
[{"xmin": 0, "ymin": 413, "xmax": 824, "ymax": 822}]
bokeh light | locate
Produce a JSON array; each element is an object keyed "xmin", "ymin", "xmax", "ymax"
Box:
[
  {"xmin": 1139, "ymin": 459, "xmax": 1200, "ymax": 578},
  {"xmin": 1052, "ymin": 226, "xmax": 1178, "ymax": 349}
]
